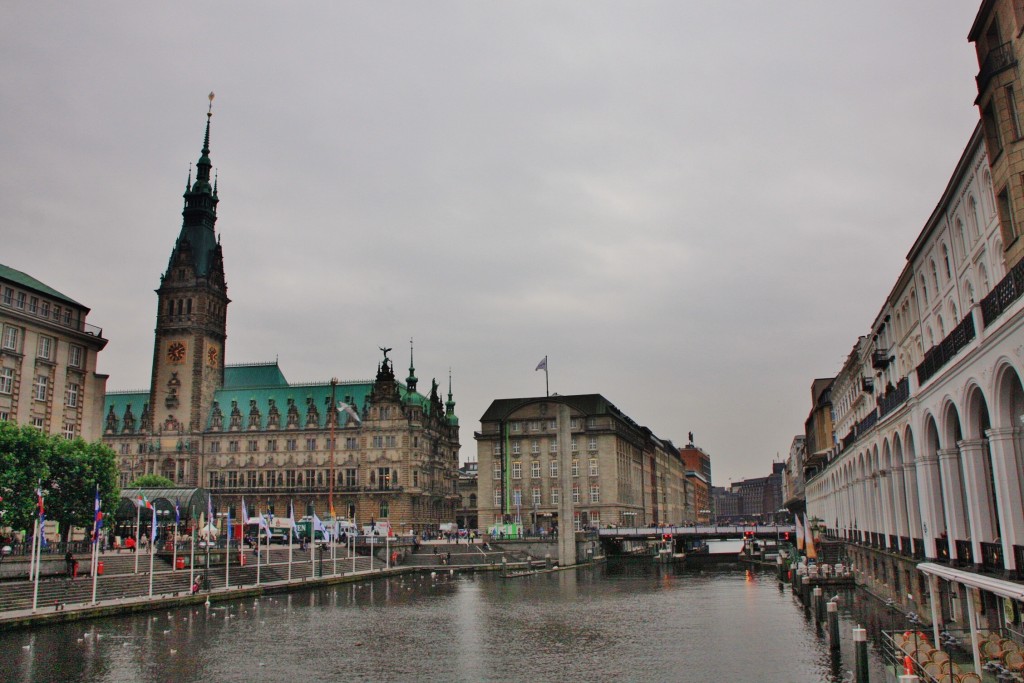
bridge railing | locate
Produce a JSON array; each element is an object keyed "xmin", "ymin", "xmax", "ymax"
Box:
[{"xmin": 597, "ymin": 524, "xmax": 796, "ymax": 538}]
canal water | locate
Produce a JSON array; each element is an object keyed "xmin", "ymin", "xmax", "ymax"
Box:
[{"xmin": 1, "ymin": 560, "xmax": 894, "ymax": 683}]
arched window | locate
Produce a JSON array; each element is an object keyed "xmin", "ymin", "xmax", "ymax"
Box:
[
  {"xmin": 930, "ymin": 260, "xmax": 940, "ymax": 289},
  {"xmin": 920, "ymin": 274, "xmax": 929, "ymax": 304},
  {"xmin": 948, "ymin": 300, "xmax": 958, "ymax": 323},
  {"xmin": 937, "ymin": 315, "xmax": 945, "ymax": 338},
  {"xmin": 955, "ymin": 218, "xmax": 967, "ymax": 258},
  {"xmin": 979, "ymin": 262, "xmax": 990, "ymax": 293},
  {"xmin": 941, "ymin": 244, "xmax": 952, "ymax": 279},
  {"xmin": 970, "ymin": 195, "xmax": 982, "ymax": 240},
  {"xmin": 926, "ymin": 326, "xmax": 935, "ymax": 347},
  {"xmin": 964, "ymin": 279, "xmax": 976, "ymax": 306},
  {"xmin": 983, "ymin": 170, "xmax": 995, "ymax": 216}
]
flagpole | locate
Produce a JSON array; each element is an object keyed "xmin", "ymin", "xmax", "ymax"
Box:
[
  {"xmin": 225, "ymin": 511, "xmax": 231, "ymax": 589},
  {"xmin": 134, "ymin": 502, "xmax": 141, "ymax": 574},
  {"xmin": 189, "ymin": 523, "xmax": 195, "ymax": 589},
  {"xmin": 30, "ymin": 518, "xmax": 40, "ymax": 614},
  {"xmin": 352, "ymin": 514, "xmax": 357, "ymax": 574},
  {"xmin": 90, "ymin": 530, "xmax": 99, "ymax": 604},
  {"xmin": 256, "ymin": 513, "xmax": 262, "ymax": 586},
  {"xmin": 310, "ymin": 515, "xmax": 316, "ymax": 579},
  {"xmin": 148, "ymin": 508, "xmax": 155, "ymax": 598},
  {"xmin": 544, "ymin": 356, "xmax": 549, "ymax": 397},
  {"xmin": 288, "ymin": 501, "xmax": 293, "ymax": 582},
  {"xmin": 172, "ymin": 520, "xmax": 178, "ymax": 573}
]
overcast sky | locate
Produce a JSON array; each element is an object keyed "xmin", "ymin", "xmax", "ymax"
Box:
[{"xmin": 2, "ymin": 3, "xmax": 984, "ymax": 485}]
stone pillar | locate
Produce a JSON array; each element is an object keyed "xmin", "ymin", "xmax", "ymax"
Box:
[
  {"xmin": 958, "ymin": 438, "xmax": 998, "ymax": 565},
  {"xmin": 986, "ymin": 428, "xmax": 1024, "ymax": 572},
  {"xmin": 938, "ymin": 448, "xmax": 968, "ymax": 563},
  {"xmin": 557, "ymin": 404, "xmax": 576, "ymax": 567},
  {"xmin": 902, "ymin": 462, "xmax": 923, "ymax": 540},
  {"xmin": 877, "ymin": 470, "xmax": 894, "ymax": 549},
  {"xmin": 890, "ymin": 464, "xmax": 908, "ymax": 545},
  {"xmin": 915, "ymin": 454, "xmax": 945, "ymax": 559}
]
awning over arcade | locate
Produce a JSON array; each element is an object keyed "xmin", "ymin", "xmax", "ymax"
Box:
[{"xmin": 115, "ymin": 488, "xmax": 212, "ymax": 523}]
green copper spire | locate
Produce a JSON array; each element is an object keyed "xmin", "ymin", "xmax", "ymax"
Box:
[
  {"xmin": 406, "ymin": 338, "xmax": 418, "ymax": 392},
  {"xmin": 445, "ymin": 369, "xmax": 458, "ymax": 425},
  {"xmin": 171, "ymin": 92, "xmax": 221, "ymax": 277}
]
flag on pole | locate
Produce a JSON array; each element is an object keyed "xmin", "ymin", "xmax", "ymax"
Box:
[
  {"xmin": 803, "ymin": 514, "xmax": 817, "ymax": 561},
  {"xmin": 337, "ymin": 401, "xmax": 361, "ymax": 424},
  {"xmin": 174, "ymin": 498, "xmax": 181, "ymax": 525},
  {"xmin": 258, "ymin": 508, "xmax": 272, "ymax": 540},
  {"xmin": 226, "ymin": 509, "xmax": 232, "ymax": 543},
  {"xmin": 312, "ymin": 512, "xmax": 328, "ymax": 540},
  {"xmin": 92, "ymin": 485, "xmax": 104, "ymax": 543},
  {"xmin": 289, "ymin": 501, "xmax": 297, "ymax": 541},
  {"xmin": 242, "ymin": 497, "xmax": 248, "ymax": 523},
  {"xmin": 137, "ymin": 493, "xmax": 152, "ymax": 509},
  {"xmin": 535, "ymin": 357, "xmax": 547, "ymax": 372},
  {"xmin": 36, "ymin": 485, "xmax": 47, "ymax": 548},
  {"xmin": 207, "ymin": 493, "xmax": 214, "ymax": 531},
  {"xmin": 795, "ymin": 514, "xmax": 805, "ymax": 553},
  {"xmin": 150, "ymin": 505, "xmax": 158, "ymax": 544}
]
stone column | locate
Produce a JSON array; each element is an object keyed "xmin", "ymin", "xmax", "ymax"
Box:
[
  {"xmin": 890, "ymin": 464, "xmax": 909, "ymax": 545},
  {"xmin": 877, "ymin": 470, "xmax": 894, "ymax": 549},
  {"xmin": 986, "ymin": 428, "xmax": 1024, "ymax": 572},
  {"xmin": 557, "ymin": 404, "xmax": 576, "ymax": 567},
  {"xmin": 958, "ymin": 438, "xmax": 998, "ymax": 566},
  {"xmin": 902, "ymin": 462, "xmax": 923, "ymax": 540},
  {"xmin": 915, "ymin": 454, "xmax": 945, "ymax": 559},
  {"xmin": 938, "ymin": 448, "xmax": 968, "ymax": 563}
]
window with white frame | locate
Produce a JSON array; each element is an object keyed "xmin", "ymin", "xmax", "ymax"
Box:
[
  {"xmin": 572, "ymin": 485, "xmax": 580, "ymax": 503},
  {"xmin": 493, "ymin": 489, "xmax": 502, "ymax": 506},
  {"xmin": 573, "ymin": 512, "xmax": 582, "ymax": 531},
  {"xmin": 571, "ymin": 459, "xmax": 579, "ymax": 477},
  {"xmin": 590, "ymin": 485, "xmax": 600, "ymax": 503},
  {"xmin": 0, "ymin": 367, "xmax": 12, "ymax": 394},
  {"xmin": 37, "ymin": 336, "xmax": 53, "ymax": 361},
  {"xmin": 529, "ymin": 421, "xmax": 540, "ymax": 432},
  {"xmin": 532, "ymin": 487, "xmax": 541, "ymax": 505},
  {"xmin": 511, "ymin": 440, "xmax": 521, "ymax": 455},
  {"xmin": 34, "ymin": 375, "xmax": 48, "ymax": 401},
  {"xmin": 530, "ymin": 439, "xmax": 539, "ymax": 454},
  {"xmin": 63, "ymin": 423, "xmax": 75, "ymax": 439},
  {"xmin": 570, "ymin": 418, "xmax": 580, "ymax": 429},
  {"xmin": 549, "ymin": 440, "xmax": 557, "ymax": 453},
  {"xmin": 493, "ymin": 442, "xmax": 501, "ymax": 455},
  {"xmin": 588, "ymin": 437, "xmax": 597, "ymax": 452},
  {"xmin": 31, "ymin": 416, "xmax": 44, "ymax": 429},
  {"xmin": 66, "ymin": 382, "xmax": 79, "ymax": 408},
  {"xmin": 0, "ymin": 410, "xmax": 9, "ymax": 422},
  {"xmin": 1, "ymin": 288, "xmax": 10, "ymax": 305},
  {"xmin": 68, "ymin": 345, "xmax": 83, "ymax": 368},
  {"xmin": 28, "ymin": 297, "xmax": 37, "ymax": 314},
  {"xmin": 40, "ymin": 300, "xmax": 49, "ymax": 318},
  {"xmin": 547, "ymin": 419, "xmax": 556, "ymax": 430},
  {"xmin": 590, "ymin": 511, "xmax": 600, "ymax": 527},
  {"xmin": 589, "ymin": 458, "xmax": 598, "ymax": 477},
  {"xmin": 511, "ymin": 461, "xmax": 522, "ymax": 479},
  {"xmin": 531, "ymin": 460, "xmax": 540, "ymax": 478},
  {"xmin": 549, "ymin": 460, "xmax": 558, "ymax": 477},
  {"xmin": 571, "ymin": 438, "xmax": 578, "ymax": 452},
  {"xmin": 306, "ymin": 438, "xmax": 317, "ymax": 450},
  {"xmin": 586, "ymin": 417, "xmax": 597, "ymax": 428},
  {"xmin": 15, "ymin": 292, "xmax": 25, "ymax": 309},
  {"xmin": 551, "ymin": 488, "xmax": 560, "ymax": 505},
  {"xmin": 510, "ymin": 422, "xmax": 520, "ymax": 432},
  {"xmin": 2, "ymin": 326, "xmax": 20, "ymax": 351},
  {"xmin": 493, "ymin": 463, "xmax": 501, "ymax": 480},
  {"xmin": 372, "ymin": 435, "xmax": 383, "ymax": 448}
]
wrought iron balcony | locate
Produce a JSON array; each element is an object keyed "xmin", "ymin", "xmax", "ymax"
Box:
[
  {"xmin": 977, "ymin": 42, "xmax": 1017, "ymax": 92},
  {"xmin": 980, "ymin": 254, "xmax": 1024, "ymax": 327},
  {"xmin": 871, "ymin": 349, "xmax": 892, "ymax": 370},
  {"xmin": 877, "ymin": 377, "xmax": 910, "ymax": 418},
  {"xmin": 915, "ymin": 314, "xmax": 976, "ymax": 386}
]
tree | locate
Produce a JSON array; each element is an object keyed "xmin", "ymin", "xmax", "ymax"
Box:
[
  {"xmin": 128, "ymin": 474, "xmax": 175, "ymax": 489},
  {"xmin": 44, "ymin": 437, "xmax": 120, "ymax": 543},
  {"xmin": 0, "ymin": 422, "xmax": 52, "ymax": 533},
  {"xmin": 0, "ymin": 422, "xmax": 119, "ymax": 541}
]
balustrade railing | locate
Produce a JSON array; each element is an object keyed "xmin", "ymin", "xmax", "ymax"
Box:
[
  {"xmin": 955, "ymin": 540, "xmax": 974, "ymax": 565},
  {"xmin": 980, "ymin": 542, "xmax": 1004, "ymax": 572},
  {"xmin": 980, "ymin": 252, "xmax": 1024, "ymax": 327},
  {"xmin": 877, "ymin": 378, "xmax": 910, "ymax": 418},
  {"xmin": 916, "ymin": 315, "xmax": 976, "ymax": 386}
]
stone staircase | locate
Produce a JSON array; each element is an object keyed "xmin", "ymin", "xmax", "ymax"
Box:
[
  {"xmin": 404, "ymin": 543, "xmax": 532, "ymax": 567},
  {"xmin": 817, "ymin": 538, "xmax": 848, "ymax": 567},
  {"xmin": 0, "ymin": 549, "xmax": 383, "ymax": 613}
]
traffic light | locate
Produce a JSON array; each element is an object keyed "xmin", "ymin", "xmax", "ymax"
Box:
[
  {"xmin": 782, "ymin": 532, "xmax": 790, "ymax": 541},
  {"xmin": 662, "ymin": 533, "xmax": 672, "ymax": 542}
]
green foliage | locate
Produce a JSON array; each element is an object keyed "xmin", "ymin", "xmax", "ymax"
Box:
[
  {"xmin": 128, "ymin": 474, "xmax": 175, "ymax": 489},
  {"xmin": 0, "ymin": 422, "xmax": 120, "ymax": 538}
]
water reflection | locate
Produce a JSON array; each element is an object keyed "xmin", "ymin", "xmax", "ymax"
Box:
[{"xmin": 1, "ymin": 561, "xmax": 893, "ymax": 683}]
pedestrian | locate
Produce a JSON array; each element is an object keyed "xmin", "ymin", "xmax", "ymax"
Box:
[
  {"xmin": 72, "ymin": 559, "xmax": 79, "ymax": 578},
  {"xmin": 126, "ymin": 535, "xmax": 136, "ymax": 553},
  {"xmin": 65, "ymin": 551, "xmax": 75, "ymax": 577}
]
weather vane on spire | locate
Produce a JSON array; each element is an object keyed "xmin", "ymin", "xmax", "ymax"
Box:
[{"xmin": 208, "ymin": 91, "xmax": 215, "ymax": 117}]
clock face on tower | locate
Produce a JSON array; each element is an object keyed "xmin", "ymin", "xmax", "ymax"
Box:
[{"xmin": 166, "ymin": 341, "xmax": 187, "ymax": 364}]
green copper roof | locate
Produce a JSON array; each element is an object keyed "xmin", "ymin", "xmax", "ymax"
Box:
[
  {"xmin": 209, "ymin": 380, "xmax": 374, "ymax": 430},
  {"xmin": 0, "ymin": 263, "xmax": 83, "ymax": 308},
  {"xmin": 224, "ymin": 362, "xmax": 289, "ymax": 389},
  {"xmin": 103, "ymin": 390, "xmax": 149, "ymax": 434}
]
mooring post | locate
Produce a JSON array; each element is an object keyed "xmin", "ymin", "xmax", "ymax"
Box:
[
  {"xmin": 853, "ymin": 626, "xmax": 869, "ymax": 683},
  {"xmin": 813, "ymin": 587, "xmax": 823, "ymax": 624},
  {"xmin": 827, "ymin": 600, "xmax": 840, "ymax": 653}
]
